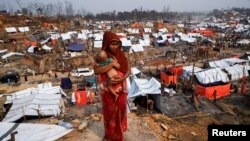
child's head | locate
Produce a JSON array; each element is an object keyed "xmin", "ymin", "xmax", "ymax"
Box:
[{"xmin": 95, "ymin": 50, "xmax": 108, "ymax": 63}]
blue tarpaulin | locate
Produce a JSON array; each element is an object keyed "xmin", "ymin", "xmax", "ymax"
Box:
[{"xmin": 68, "ymin": 44, "xmax": 86, "ymax": 51}]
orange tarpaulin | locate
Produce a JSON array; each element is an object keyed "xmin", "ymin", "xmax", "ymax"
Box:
[
  {"xmin": 168, "ymin": 66, "xmax": 183, "ymax": 76},
  {"xmin": 196, "ymin": 83, "xmax": 230, "ymax": 100},
  {"xmin": 31, "ymin": 41, "xmax": 38, "ymax": 46},
  {"xmin": 24, "ymin": 39, "xmax": 30, "ymax": 45},
  {"xmin": 75, "ymin": 90, "xmax": 88, "ymax": 106},
  {"xmin": 43, "ymin": 22, "xmax": 48, "ymax": 27},
  {"xmin": 160, "ymin": 71, "xmax": 177, "ymax": 85},
  {"xmin": 51, "ymin": 39, "xmax": 57, "ymax": 46}
]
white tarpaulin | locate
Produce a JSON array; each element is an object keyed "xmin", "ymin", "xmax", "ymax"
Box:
[
  {"xmin": 0, "ymin": 49, "xmax": 8, "ymax": 54},
  {"xmin": 224, "ymin": 65, "xmax": 249, "ymax": 81},
  {"xmin": 195, "ymin": 68, "xmax": 229, "ymax": 84},
  {"xmin": 61, "ymin": 33, "xmax": 71, "ymax": 41},
  {"xmin": 77, "ymin": 33, "xmax": 87, "ymax": 40},
  {"xmin": 139, "ymin": 39, "xmax": 150, "ymax": 46},
  {"xmin": 144, "ymin": 28, "xmax": 152, "ymax": 33},
  {"xmin": 130, "ymin": 44, "xmax": 144, "ymax": 53},
  {"xmin": 0, "ymin": 122, "xmax": 72, "ymax": 141},
  {"xmin": 126, "ymin": 28, "xmax": 139, "ymax": 34},
  {"xmin": 182, "ymin": 66, "xmax": 203, "ymax": 80},
  {"xmin": 18, "ymin": 27, "xmax": 29, "ymax": 32},
  {"xmin": 5, "ymin": 84, "xmax": 66, "ymax": 104},
  {"xmin": 5, "ymin": 27, "xmax": 17, "ymax": 33},
  {"xmin": 128, "ymin": 77, "xmax": 175, "ymax": 98},
  {"xmin": 209, "ymin": 60, "xmax": 230, "ymax": 69},
  {"xmin": 3, "ymin": 93, "xmax": 63, "ymax": 122},
  {"xmin": 42, "ymin": 45, "xmax": 53, "ymax": 51},
  {"xmin": 3, "ymin": 84, "xmax": 66, "ymax": 122},
  {"xmin": 223, "ymin": 58, "xmax": 247, "ymax": 66},
  {"xmin": 94, "ymin": 41, "xmax": 102, "ymax": 48},
  {"xmin": 237, "ymin": 39, "xmax": 250, "ymax": 45}
]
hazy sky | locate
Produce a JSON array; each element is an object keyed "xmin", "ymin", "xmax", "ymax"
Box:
[{"xmin": 1, "ymin": 0, "xmax": 250, "ymax": 14}]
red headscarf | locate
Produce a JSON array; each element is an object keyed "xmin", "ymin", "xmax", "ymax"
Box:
[{"xmin": 102, "ymin": 31, "xmax": 128, "ymax": 73}]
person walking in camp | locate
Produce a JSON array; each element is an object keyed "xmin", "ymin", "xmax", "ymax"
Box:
[
  {"xmin": 94, "ymin": 31, "xmax": 131, "ymax": 141},
  {"xmin": 241, "ymin": 81, "xmax": 247, "ymax": 95},
  {"xmin": 213, "ymin": 90, "xmax": 217, "ymax": 103},
  {"xmin": 161, "ymin": 80, "xmax": 166, "ymax": 95}
]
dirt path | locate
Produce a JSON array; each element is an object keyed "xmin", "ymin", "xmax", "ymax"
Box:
[{"xmin": 58, "ymin": 113, "xmax": 160, "ymax": 141}]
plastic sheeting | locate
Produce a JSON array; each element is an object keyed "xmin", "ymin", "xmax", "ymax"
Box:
[
  {"xmin": 0, "ymin": 122, "xmax": 72, "ymax": 141},
  {"xmin": 160, "ymin": 71, "xmax": 177, "ymax": 85},
  {"xmin": 224, "ymin": 65, "xmax": 249, "ymax": 81},
  {"xmin": 129, "ymin": 44, "xmax": 144, "ymax": 53},
  {"xmin": 128, "ymin": 77, "xmax": 176, "ymax": 98},
  {"xmin": 18, "ymin": 27, "xmax": 29, "ymax": 32},
  {"xmin": 195, "ymin": 68, "xmax": 229, "ymax": 84},
  {"xmin": 196, "ymin": 83, "xmax": 230, "ymax": 100},
  {"xmin": 3, "ymin": 93, "xmax": 62, "ymax": 122},
  {"xmin": 67, "ymin": 44, "xmax": 85, "ymax": 51},
  {"xmin": 182, "ymin": 66, "xmax": 203, "ymax": 80},
  {"xmin": 1, "ymin": 52, "xmax": 24, "ymax": 59}
]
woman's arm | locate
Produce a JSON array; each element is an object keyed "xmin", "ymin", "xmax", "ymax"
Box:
[
  {"xmin": 94, "ymin": 61, "xmax": 120, "ymax": 75},
  {"xmin": 110, "ymin": 57, "xmax": 131, "ymax": 83}
]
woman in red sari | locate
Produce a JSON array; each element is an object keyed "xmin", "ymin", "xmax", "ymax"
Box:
[{"xmin": 94, "ymin": 31, "xmax": 131, "ymax": 141}]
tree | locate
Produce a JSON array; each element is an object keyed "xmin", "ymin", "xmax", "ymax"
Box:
[
  {"xmin": 64, "ymin": 1, "xmax": 74, "ymax": 17},
  {"xmin": 56, "ymin": 1, "xmax": 63, "ymax": 16},
  {"xmin": 22, "ymin": 8, "xmax": 28, "ymax": 15}
]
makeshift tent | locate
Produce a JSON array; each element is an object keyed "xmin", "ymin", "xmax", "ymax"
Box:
[
  {"xmin": 67, "ymin": 44, "xmax": 86, "ymax": 52},
  {"xmin": 237, "ymin": 39, "xmax": 250, "ymax": 45},
  {"xmin": 1, "ymin": 52, "xmax": 24, "ymax": 60},
  {"xmin": 196, "ymin": 83, "xmax": 230, "ymax": 100},
  {"xmin": 195, "ymin": 68, "xmax": 229, "ymax": 85},
  {"xmin": 61, "ymin": 33, "xmax": 71, "ymax": 40},
  {"xmin": 31, "ymin": 41, "xmax": 38, "ymax": 46},
  {"xmin": 0, "ymin": 122, "xmax": 72, "ymax": 141},
  {"xmin": 224, "ymin": 65, "xmax": 249, "ymax": 81},
  {"xmin": 0, "ymin": 49, "xmax": 7, "ymax": 54},
  {"xmin": 94, "ymin": 33, "xmax": 103, "ymax": 40},
  {"xmin": 160, "ymin": 71, "xmax": 177, "ymax": 85},
  {"xmin": 223, "ymin": 58, "xmax": 247, "ymax": 66},
  {"xmin": 126, "ymin": 28, "xmax": 140, "ymax": 34},
  {"xmin": 5, "ymin": 84, "xmax": 67, "ymax": 104},
  {"xmin": 77, "ymin": 33, "xmax": 87, "ymax": 40},
  {"xmin": 129, "ymin": 44, "xmax": 144, "ymax": 53},
  {"xmin": 3, "ymin": 93, "xmax": 63, "ymax": 122},
  {"xmin": 27, "ymin": 46, "xmax": 38, "ymax": 53},
  {"xmin": 158, "ymin": 28, "xmax": 168, "ymax": 33},
  {"xmin": 209, "ymin": 60, "xmax": 230, "ymax": 69},
  {"xmin": 40, "ymin": 37, "xmax": 51, "ymax": 45},
  {"xmin": 144, "ymin": 28, "xmax": 152, "ymax": 33},
  {"xmin": 120, "ymin": 38, "xmax": 132, "ymax": 47},
  {"xmin": 182, "ymin": 66, "xmax": 203, "ymax": 80},
  {"xmin": 168, "ymin": 66, "xmax": 183, "ymax": 76},
  {"xmin": 139, "ymin": 39, "xmax": 151, "ymax": 46},
  {"xmin": 42, "ymin": 45, "xmax": 53, "ymax": 52},
  {"xmin": 5, "ymin": 27, "xmax": 17, "ymax": 33},
  {"xmin": 18, "ymin": 27, "xmax": 29, "ymax": 32},
  {"xmin": 128, "ymin": 77, "xmax": 175, "ymax": 112},
  {"xmin": 94, "ymin": 41, "xmax": 102, "ymax": 48}
]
